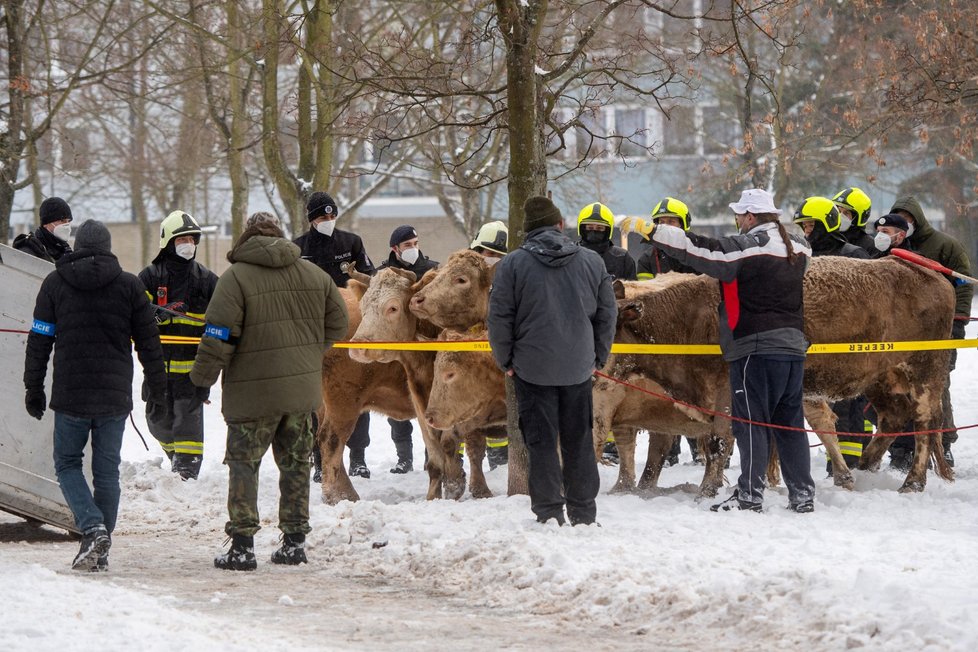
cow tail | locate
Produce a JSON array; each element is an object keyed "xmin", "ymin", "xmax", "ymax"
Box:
[{"xmin": 931, "ymin": 433, "xmax": 954, "ymax": 481}]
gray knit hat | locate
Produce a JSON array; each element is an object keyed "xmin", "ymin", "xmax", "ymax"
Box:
[
  {"xmin": 523, "ymin": 196, "xmax": 563, "ymax": 233},
  {"xmin": 74, "ymin": 220, "xmax": 112, "ymax": 253}
]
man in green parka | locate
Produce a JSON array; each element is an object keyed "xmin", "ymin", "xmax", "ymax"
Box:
[
  {"xmin": 890, "ymin": 195, "xmax": 973, "ymax": 468},
  {"xmin": 191, "ymin": 220, "xmax": 349, "ymax": 571}
]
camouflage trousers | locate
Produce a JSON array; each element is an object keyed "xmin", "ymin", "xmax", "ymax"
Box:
[{"xmin": 224, "ymin": 411, "xmax": 313, "ymax": 538}]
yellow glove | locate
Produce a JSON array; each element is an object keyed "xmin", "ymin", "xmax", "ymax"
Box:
[{"xmin": 617, "ymin": 216, "xmax": 657, "ymax": 240}]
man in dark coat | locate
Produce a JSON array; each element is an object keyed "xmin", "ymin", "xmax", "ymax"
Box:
[
  {"xmin": 13, "ymin": 196, "xmax": 74, "ymax": 263},
  {"xmin": 576, "ymin": 202, "xmax": 637, "ymax": 281},
  {"xmin": 138, "ymin": 210, "xmax": 218, "ymax": 480},
  {"xmin": 294, "ymin": 191, "xmax": 375, "ymax": 481},
  {"xmin": 24, "ymin": 220, "xmax": 167, "ymax": 571},
  {"xmin": 376, "ymin": 224, "xmax": 439, "ymax": 474},
  {"xmin": 889, "ymin": 196, "xmax": 972, "ymax": 467},
  {"xmin": 488, "ymin": 196, "xmax": 616, "ymax": 526}
]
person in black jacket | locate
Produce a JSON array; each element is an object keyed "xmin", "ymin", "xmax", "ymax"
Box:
[
  {"xmin": 636, "ymin": 197, "xmax": 700, "ymax": 280},
  {"xmin": 294, "ymin": 192, "xmax": 375, "ymax": 481},
  {"xmin": 138, "ymin": 210, "xmax": 218, "ymax": 480},
  {"xmin": 831, "ymin": 187, "xmax": 876, "ymax": 255},
  {"xmin": 576, "ymin": 203, "xmax": 637, "ymax": 281},
  {"xmin": 24, "ymin": 220, "xmax": 167, "ymax": 571},
  {"xmin": 794, "ymin": 197, "xmax": 875, "ymax": 474},
  {"xmin": 12, "ymin": 196, "xmax": 74, "ymax": 263},
  {"xmin": 488, "ymin": 196, "xmax": 616, "ymax": 526},
  {"xmin": 377, "ymin": 224, "xmax": 440, "ymax": 474}
]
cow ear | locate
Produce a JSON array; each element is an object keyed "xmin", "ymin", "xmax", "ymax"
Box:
[
  {"xmin": 389, "ymin": 267, "xmax": 417, "ymax": 283},
  {"xmin": 613, "ymin": 279, "xmax": 626, "ymax": 300},
  {"xmin": 347, "ymin": 279, "xmax": 369, "ymax": 301},
  {"xmin": 620, "ymin": 301, "xmax": 642, "ymax": 322},
  {"xmin": 412, "ymin": 268, "xmax": 438, "ymax": 292}
]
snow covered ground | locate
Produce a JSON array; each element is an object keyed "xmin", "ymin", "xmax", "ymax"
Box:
[{"xmin": 3, "ymin": 322, "xmax": 978, "ymax": 651}]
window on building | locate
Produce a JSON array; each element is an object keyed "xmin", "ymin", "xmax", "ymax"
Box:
[
  {"xmin": 613, "ymin": 108, "xmax": 649, "ymax": 159},
  {"xmin": 702, "ymin": 105, "xmax": 740, "ymax": 155},
  {"xmin": 661, "ymin": 107, "xmax": 697, "ymax": 156}
]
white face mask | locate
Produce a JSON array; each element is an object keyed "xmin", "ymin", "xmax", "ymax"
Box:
[
  {"xmin": 906, "ymin": 223, "xmax": 915, "ymax": 238},
  {"xmin": 175, "ymin": 242, "xmax": 196, "ymax": 260},
  {"xmin": 484, "ymin": 255, "xmax": 501, "ymax": 267},
  {"xmin": 315, "ymin": 220, "xmax": 336, "ymax": 237},
  {"xmin": 873, "ymin": 232, "xmax": 892, "ymax": 252},
  {"xmin": 838, "ymin": 215, "xmax": 852, "ymax": 232},
  {"xmin": 399, "ymin": 246, "xmax": 420, "ymax": 266},
  {"xmin": 52, "ymin": 223, "xmax": 72, "ymax": 242}
]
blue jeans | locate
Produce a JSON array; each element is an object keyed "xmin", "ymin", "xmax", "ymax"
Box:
[{"xmin": 53, "ymin": 412, "xmax": 126, "ymax": 534}]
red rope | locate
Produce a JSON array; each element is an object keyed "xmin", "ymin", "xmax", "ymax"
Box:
[{"xmin": 593, "ymin": 370, "xmax": 976, "ymax": 439}]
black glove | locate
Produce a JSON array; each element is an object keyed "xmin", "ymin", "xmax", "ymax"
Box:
[
  {"xmin": 26, "ymin": 389, "xmax": 46, "ymax": 420},
  {"xmin": 190, "ymin": 384, "xmax": 210, "ymax": 409},
  {"xmin": 146, "ymin": 389, "xmax": 170, "ymax": 422}
]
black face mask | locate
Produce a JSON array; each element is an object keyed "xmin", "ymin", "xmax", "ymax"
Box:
[{"xmin": 581, "ymin": 229, "xmax": 608, "ymax": 244}]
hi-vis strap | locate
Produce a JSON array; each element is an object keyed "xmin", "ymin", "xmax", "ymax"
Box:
[
  {"xmin": 839, "ymin": 441, "xmax": 863, "ymax": 458},
  {"xmin": 164, "ymin": 360, "xmax": 195, "ymax": 374}
]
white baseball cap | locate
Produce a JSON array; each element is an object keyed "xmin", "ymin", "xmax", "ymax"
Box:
[{"xmin": 728, "ymin": 189, "xmax": 780, "ymax": 216}]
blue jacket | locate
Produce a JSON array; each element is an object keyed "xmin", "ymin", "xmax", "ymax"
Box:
[{"xmin": 488, "ymin": 226, "xmax": 616, "ymax": 386}]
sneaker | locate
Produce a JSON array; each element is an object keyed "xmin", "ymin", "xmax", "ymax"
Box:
[
  {"xmin": 271, "ymin": 533, "xmax": 308, "ymax": 565},
  {"xmin": 601, "ymin": 442, "xmax": 619, "ymax": 465},
  {"xmin": 91, "ymin": 553, "xmax": 109, "ymax": 573},
  {"xmin": 72, "ymin": 525, "xmax": 111, "ymax": 571},
  {"xmin": 787, "ymin": 501, "xmax": 815, "ymax": 514},
  {"xmin": 214, "ymin": 534, "xmax": 258, "ymax": 571},
  {"xmin": 710, "ymin": 490, "xmax": 762, "ymax": 513},
  {"xmin": 389, "ymin": 459, "xmax": 413, "ymax": 474},
  {"xmin": 349, "ymin": 460, "xmax": 371, "ymax": 479}
]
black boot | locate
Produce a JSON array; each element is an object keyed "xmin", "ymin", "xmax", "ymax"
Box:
[
  {"xmin": 710, "ymin": 489, "xmax": 762, "ymax": 513},
  {"xmin": 486, "ymin": 444, "xmax": 509, "ymax": 470},
  {"xmin": 311, "ymin": 446, "xmax": 323, "ymax": 483},
  {"xmin": 214, "ymin": 534, "xmax": 258, "ymax": 571},
  {"xmin": 943, "ymin": 444, "xmax": 954, "ymax": 468},
  {"xmin": 349, "ymin": 450, "xmax": 370, "ymax": 479},
  {"xmin": 390, "ymin": 459, "xmax": 413, "ymax": 474},
  {"xmin": 271, "ymin": 533, "xmax": 308, "ymax": 565},
  {"xmin": 664, "ymin": 436, "xmax": 680, "ymax": 467},
  {"xmin": 889, "ymin": 448, "xmax": 913, "ymax": 472},
  {"xmin": 72, "ymin": 525, "xmax": 111, "ymax": 571},
  {"xmin": 172, "ymin": 452, "xmax": 202, "ymax": 480},
  {"xmin": 601, "ymin": 441, "xmax": 619, "ymax": 465}
]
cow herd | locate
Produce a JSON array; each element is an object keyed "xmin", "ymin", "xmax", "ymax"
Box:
[{"xmin": 316, "ymin": 249, "xmax": 957, "ymax": 507}]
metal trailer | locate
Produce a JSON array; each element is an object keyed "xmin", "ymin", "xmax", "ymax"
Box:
[{"xmin": 0, "ymin": 243, "xmax": 80, "ymax": 534}]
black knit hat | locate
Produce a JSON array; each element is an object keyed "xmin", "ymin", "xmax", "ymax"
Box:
[
  {"xmin": 74, "ymin": 220, "xmax": 112, "ymax": 253},
  {"xmin": 306, "ymin": 192, "xmax": 338, "ymax": 221},
  {"xmin": 874, "ymin": 213, "xmax": 910, "ymax": 232},
  {"xmin": 39, "ymin": 197, "xmax": 72, "ymax": 225},
  {"xmin": 389, "ymin": 225, "xmax": 418, "ymax": 247},
  {"xmin": 523, "ymin": 196, "xmax": 563, "ymax": 233}
]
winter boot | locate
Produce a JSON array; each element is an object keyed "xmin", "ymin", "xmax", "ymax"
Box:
[
  {"xmin": 888, "ymin": 448, "xmax": 913, "ymax": 473},
  {"xmin": 349, "ymin": 451, "xmax": 370, "ymax": 479},
  {"xmin": 172, "ymin": 453, "xmax": 201, "ymax": 481},
  {"xmin": 311, "ymin": 446, "xmax": 323, "ymax": 483},
  {"xmin": 601, "ymin": 441, "xmax": 620, "ymax": 465},
  {"xmin": 72, "ymin": 525, "xmax": 111, "ymax": 571},
  {"xmin": 92, "ymin": 553, "xmax": 109, "ymax": 573},
  {"xmin": 688, "ymin": 438, "xmax": 705, "ymax": 465},
  {"xmin": 389, "ymin": 459, "xmax": 413, "ymax": 474},
  {"xmin": 214, "ymin": 534, "xmax": 258, "ymax": 571},
  {"xmin": 271, "ymin": 533, "xmax": 308, "ymax": 565},
  {"xmin": 943, "ymin": 444, "xmax": 954, "ymax": 468},
  {"xmin": 486, "ymin": 444, "xmax": 509, "ymax": 470},
  {"xmin": 787, "ymin": 500, "xmax": 815, "ymax": 514},
  {"xmin": 664, "ymin": 436, "xmax": 681, "ymax": 467},
  {"xmin": 710, "ymin": 489, "xmax": 762, "ymax": 513}
]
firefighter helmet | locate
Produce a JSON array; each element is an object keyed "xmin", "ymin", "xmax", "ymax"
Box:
[
  {"xmin": 576, "ymin": 203, "xmax": 615, "ymax": 238},
  {"xmin": 832, "ymin": 187, "xmax": 872, "ymax": 228},
  {"xmin": 650, "ymin": 197, "xmax": 691, "ymax": 231},
  {"xmin": 792, "ymin": 196, "xmax": 842, "ymax": 233},
  {"xmin": 159, "ymin": 210, "xmax": 202, "ymax": 250},
  {"xmin": 470, "ymin": 220, "xmax": 508, "ymax": 255}
]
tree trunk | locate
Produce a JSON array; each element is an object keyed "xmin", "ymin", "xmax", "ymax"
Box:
[
  {"xmin": 226, "ymin": 1, "xmax": 249, "ymax": 239},
  {"xmin": 0, "ymin": 0, "xmax": 27, "ymax": 242}
]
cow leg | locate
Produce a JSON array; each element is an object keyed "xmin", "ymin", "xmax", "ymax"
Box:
[
  {"xmin": 319, "ymin": 414, "xmax": 360, "ymax": 505},
  {"xmin": 901, "ymin": 433, "xmax": 931, "ymax": 493},
  {"xmin": 465, "ymin": 430, "xmax": 492, "ymax": 499},
  {"xmin": 610, "ymin": 427, "xmax": 638, "ymax": 493},
  {"xmin": 804, "ymin": 399, "xmax": 853, "ymax": 490},
  {"xmin": 697, "ymin": 428, "xmax": 733, "ymax": 498},
  {"xmin": 859, "ymin": 433, "xmax": 891, "ymax": 471},
  {"xmin": 439, "ymin": 430, "xmax": 466, "ymax": 500},
  {"xmin": 636, "ymin": 432, "xmax": 672, "ymax": 493}
]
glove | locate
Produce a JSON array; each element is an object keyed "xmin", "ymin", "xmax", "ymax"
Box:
[
  {"xmin": 146, "ymin": 389, "xmax": 170, "ymax": 422},
  {"xmin": 154, "ymin": 301, "xmax": 186, "ymax": 324},
  {"xmin": 26, "ymin": 389, "xmax": 46, "ymax": 420},
  {"xmin": 190, "ymin": 384, "xmax": 211, "ymax": 409},
  {"xmin": 617, "ymin": 216, "xmax": 656, "ymax": 240}
]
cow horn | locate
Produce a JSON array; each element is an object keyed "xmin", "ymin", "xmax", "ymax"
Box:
[
  {"xmin": 388, "ymin": 267, "xmax": 417, "ymax": 283},
  {"xmin": 342, "ymin": 262, "xmax": 373, "ymax": 286}
]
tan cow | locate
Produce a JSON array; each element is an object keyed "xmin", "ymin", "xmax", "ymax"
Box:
[
  {"xmin": 410, "ymin": 249, "xmax": 495, "ymax": 330},
  {"xmin": 613, "ymin": 255, "xmax": 955, "ymax": 493},
  {"xmin": 347, "ymin": 267, "xmax": 493, "ymax": 500}
]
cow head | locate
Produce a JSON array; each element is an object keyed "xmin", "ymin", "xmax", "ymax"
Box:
[
  {"xmin": 349, "ymin": 268, "xmax": 418, "ymax": 364},
  {"xmin": 410, "ymin": 249, "xmax": 495, "ymax": 330},
  {"xmin": 425, "ymin": 329, "xmax": 504, "ymax": 429}
]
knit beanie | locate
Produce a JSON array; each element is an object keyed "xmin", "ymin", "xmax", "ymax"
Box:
[
  {"xmin": 890, "ymin": 196, "xmax": 924, "ymax": 224},
  {"xmin": 389, "ymin": 225, "xmax": 418, "ymax": 247},
  {"xmin": 74, "ymin": 220, "xmax": 112, "ymax": 253},
  {"xmin": 523, "ymin": 196, "xmax": 563, "ymax": 233},
  {"xmin": 39, "ymin": 197, "xmax": 72, "ymax": 225},
  {"xmin": 306, "ymin": 192, "xmax": 338, "ymax": 221}
]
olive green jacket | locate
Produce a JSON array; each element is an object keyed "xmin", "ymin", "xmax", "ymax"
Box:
[
  {"xmin": 892, "ymin": 196, "xmax": 974, "ymax": 317},
  {"xmin": 190, "ymin": 235, "xmax": 349, "ymax": 422}
]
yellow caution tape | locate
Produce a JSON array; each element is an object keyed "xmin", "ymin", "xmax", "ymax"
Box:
[{"xmin": 161, "ymin": 337, "xmax": 978, "ymax": 354}]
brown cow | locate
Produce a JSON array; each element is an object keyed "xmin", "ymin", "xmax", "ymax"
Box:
[
  {"xmin": 410, "ymin": 249, "xmax": 494, "ymax": 330},
  {"xmin": 348, "ymin": 267, "xmax": 493, "ymax": 500},
  {"xmin": 612, "ymin": 255, "xmax": 954, "ymax": 494}
]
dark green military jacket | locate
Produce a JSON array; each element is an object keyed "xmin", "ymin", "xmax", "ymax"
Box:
[{"xmin": 190, "ymin": 235, "xmax": 349, "ymax": 422}]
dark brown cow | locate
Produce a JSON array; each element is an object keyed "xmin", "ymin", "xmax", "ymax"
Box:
[
  {"xmin": 348, "ymin": 268, "xmax": 492, "ymax": 500},
  {"xmin": 613, "ymin": 255, "xmax": 955, "ymax": 493}
]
